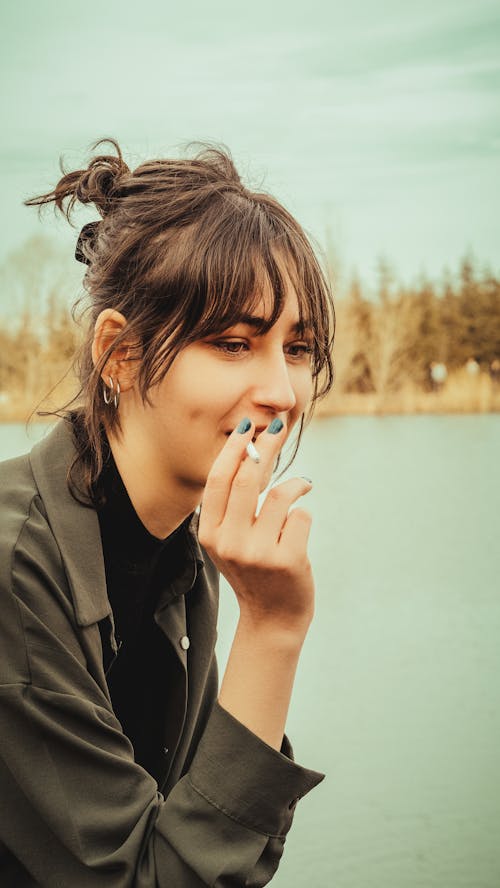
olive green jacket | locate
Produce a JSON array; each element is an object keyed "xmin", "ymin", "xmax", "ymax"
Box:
[{"xmin": 0, "ymin": 420, "xmax": 323, "ymax": 887}]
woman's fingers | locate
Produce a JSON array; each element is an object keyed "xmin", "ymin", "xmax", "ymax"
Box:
[
  {"xmin": 199, "ymin": 419, "xmax": 315, "ymax": 626},
  {"xmin": 255, "ymin": 477, "xmax": 313, "ymax": 546},
  {"xmin": 277, "ymin": 506, "xmax": 313, "ymax": 555},
  {"xmin": 199, "ymin": 419, "xmax": 255, "ymax": 537},
  {"xmin": 222, "ymin": 422, "xmax": 287, "ymax": 528},
  {"xmin": 200, "ymin": 419, "xmax": 310, "ymax": 570}
]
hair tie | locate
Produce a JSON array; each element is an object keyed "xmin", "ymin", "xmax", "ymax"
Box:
[{"xmin": 75, "ymin": 221, "xmax": 101, "ymax": 265}]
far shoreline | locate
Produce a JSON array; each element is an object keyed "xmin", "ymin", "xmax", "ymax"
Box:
[{"xmin": 1, "ymin": 368, "xmax": 499, "ymax": 424}]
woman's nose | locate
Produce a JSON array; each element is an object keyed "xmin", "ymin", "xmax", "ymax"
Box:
[{"xmin": 250, "ymin": 352, "xmax": 297, "ymax": 414}]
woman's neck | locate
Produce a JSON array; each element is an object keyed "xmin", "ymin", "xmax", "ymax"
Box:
[{"xmin": 106, "ymin": 429, "xmax": 201, "ymax": 541}]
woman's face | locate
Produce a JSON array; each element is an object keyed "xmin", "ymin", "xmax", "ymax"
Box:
[{"xmin": 126, "ymin": 281, "xmax": 314, "ymax": 496}]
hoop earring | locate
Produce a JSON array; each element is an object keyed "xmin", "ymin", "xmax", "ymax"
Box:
[{"xmin": 103, "ymin": 376, "xmax": 120, "ymax": 409}]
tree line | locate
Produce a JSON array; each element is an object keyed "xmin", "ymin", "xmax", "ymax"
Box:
[
  {"xmin": 0, "ymin": 236, "xmax": 498, "ymax": 417},
  {"xmin": 0, "ymin": 236, "xmax": 82, "ymax": 416},
  {"xmin": 330, "ymin": 257, "xmax": 500, "ymax": 402}
]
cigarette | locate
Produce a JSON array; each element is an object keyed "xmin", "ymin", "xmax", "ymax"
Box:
[{"xmin": 246, "ymin": 441, "xmax": 261, "ymax": 464}]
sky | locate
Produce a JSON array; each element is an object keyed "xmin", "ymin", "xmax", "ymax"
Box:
[{"xmin": 1, "ymin": 0, "xmax": 499, "ymax": 296}]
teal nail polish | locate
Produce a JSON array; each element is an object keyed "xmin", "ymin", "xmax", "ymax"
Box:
[
  {"xmin": 267, "ymin": 418, "xmax": 284, "ymax": 435},
  {"xmin": 299, "ymin": 475, "xmax": 313, "ymax": 485},
  {"xmin": 236, "ymin": 418, "xmax": 252, "ymax": 434}
]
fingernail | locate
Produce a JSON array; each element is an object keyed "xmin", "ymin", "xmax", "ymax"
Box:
[
  {"xmin": 299, "ymin": 475, "xmax": 313, "ymax": 485},
  {"xmin": 267, "ymin": 418, "xmax": 284, "ymax": 435},
  {"xmin": 236, "ymin": 418, "xmax": 252, "ymax": 434}
]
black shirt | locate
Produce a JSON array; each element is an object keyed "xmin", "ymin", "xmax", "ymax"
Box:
[{"xmin": 96, "ymin": 447, "xmax": 188, "ymax": 780}]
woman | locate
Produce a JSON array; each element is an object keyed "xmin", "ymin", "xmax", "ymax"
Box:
[{"xmin": 0, "ymin": 140, "xmax": 335, "ymax": 886}]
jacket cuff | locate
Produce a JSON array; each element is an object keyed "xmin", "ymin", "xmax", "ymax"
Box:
[{"xmin": 187, "ymin": 701, "xmax": 325, "ymax": 838}]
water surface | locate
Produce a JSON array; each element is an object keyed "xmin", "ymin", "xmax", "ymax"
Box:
[{"xmin": 2, "ymin": 416, "xmax": 499, "ymax": 887}]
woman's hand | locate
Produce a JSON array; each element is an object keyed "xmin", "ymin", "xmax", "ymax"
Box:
[
  {"xmin": 198, "ymin": 418, "xmax": 314, "ymax": 637},
  {"xmin": 199, "ymin": 418, "xmax": 316, "ymax": 748}
]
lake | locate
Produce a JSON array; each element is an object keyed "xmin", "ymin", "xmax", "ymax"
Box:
[{"xmin": 2, "ymin": 415, "xmax": 499, "ymax": 888}]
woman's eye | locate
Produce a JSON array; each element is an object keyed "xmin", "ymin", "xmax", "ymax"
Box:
[
  {"xmin": 210, "ymin": 339, "xmax": 313, "ymax": 359},
  {"xmin": 287, "ymin": 343, "xmax": 313, "ymax": 359},
  {"xmin": 213, "ymin": 340, "xmax": 249, "ymax": 355}
]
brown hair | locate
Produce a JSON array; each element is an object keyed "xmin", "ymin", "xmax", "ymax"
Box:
[{"xmin": 26, "ymin": 138, "xmax": 335, "ymax": 501}]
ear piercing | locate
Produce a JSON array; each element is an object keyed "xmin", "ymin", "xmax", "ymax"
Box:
[{"xmin": 103, "ymin": 376, "xmax": 120, "ymax": 409}]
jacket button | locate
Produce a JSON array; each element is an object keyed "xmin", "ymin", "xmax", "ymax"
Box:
[
  {"xmin": 163, "ymin": 747, "xmax": 169, "ymax": 756},
  {"xmin": 179, "ymin": 635, "xmax": 190, "ymax": 650}
]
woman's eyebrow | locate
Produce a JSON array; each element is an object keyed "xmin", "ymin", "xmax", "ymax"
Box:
[{"xmin": 231, "ymin": 313, "xmax": 311, "ymax": 335}]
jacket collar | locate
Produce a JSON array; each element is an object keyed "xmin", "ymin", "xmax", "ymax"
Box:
[
  {"xmin": 29, "ymin": 418, "xmax": 205, "ymax": 627},
  {"xmin": 30, "ymin": 419, "xmax": 110, "ymax": 627}
]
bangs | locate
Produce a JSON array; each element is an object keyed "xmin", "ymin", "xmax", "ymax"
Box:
[{"xmin": 134, "ymin": 195, "xmax": 333, "ymax": 394}]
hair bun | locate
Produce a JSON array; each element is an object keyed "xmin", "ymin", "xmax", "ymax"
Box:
[
  {"xmin": 24, "ymin": 137, "xmax": 131, "ymax": 222},
  {"xmin": 76, "ymin": 141, "xmax": 130, "ymax": 216}
]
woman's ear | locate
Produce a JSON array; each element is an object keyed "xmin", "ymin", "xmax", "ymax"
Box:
[{"xmin": 91, "ymin": 309, "xmax": 139, "ymax": 391}]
